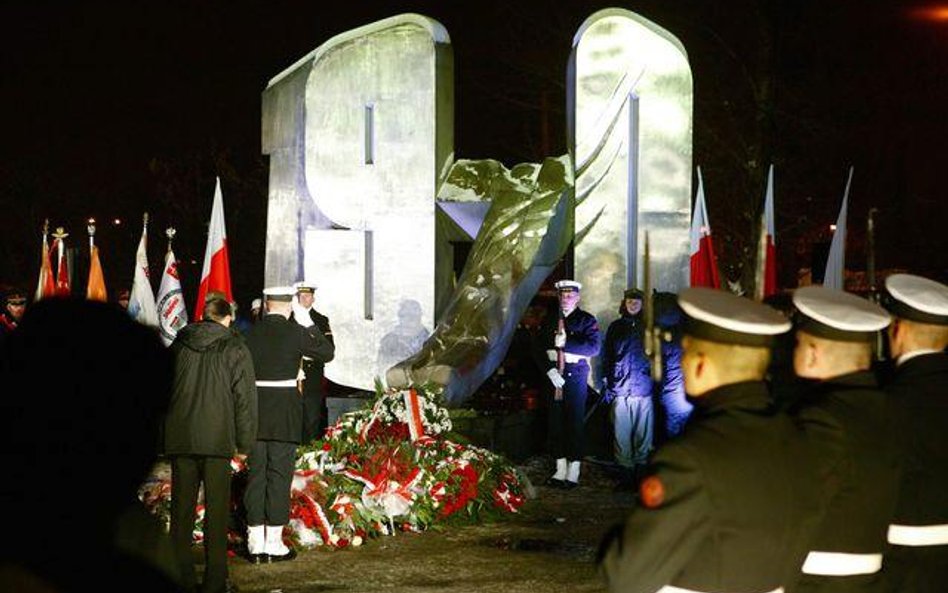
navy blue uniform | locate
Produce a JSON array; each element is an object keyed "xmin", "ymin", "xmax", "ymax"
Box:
[
  {"xmin": 789, "ymin": 371, "xmax": 900, "ymax": 593},
  {"xmin": 601, "ymin": 381, "xmax": 820, "ymax": 593},
  {"xmin": 884, "ymin": 352, "xmax": 948, "ymax": 593},
  {"xmin": 535, "ymin": 307, "xmax": 601, "ymax": 460}
]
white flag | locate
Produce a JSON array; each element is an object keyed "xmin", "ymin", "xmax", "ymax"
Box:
[
  {"xmin": 129, "ymin": 221, "xmax": 159, "ymax": 327},
  {"xmin": 823, "ymin": 167, "xmax": 853, "ymax": 290},
  {"xmin": 157, "ymin": 247, "xmax": 188, "ymax": 346}
]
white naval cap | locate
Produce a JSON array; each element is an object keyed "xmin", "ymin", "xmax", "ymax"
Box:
[
  {"xmin": 885, "ymin": 273, "xmax": 948, "ymax": 326},
  {"xmin": 678, "ymin": 287, "xmax": 791, "ymax": 346},
  {"xmin": 554, "ymin": 279, "xmax": 582, "ymax": 292},
  {"xmin": 263, "ymin": 286, "xmax": 296, "ymax": 302},
  {"xmin": 294, "ymin": 280, "xmax": 317, "ymax": 294},
  {"xmin": 793, "ymin": 285, "xmax": 891, "ymax": 342}
]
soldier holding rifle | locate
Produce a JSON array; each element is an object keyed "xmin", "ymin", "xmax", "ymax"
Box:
[{"xmin": 535, "ymin": 280, "xmax": 601, "ymax": 489}]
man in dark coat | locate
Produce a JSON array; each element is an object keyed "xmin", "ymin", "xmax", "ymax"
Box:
[
  {"xmin": 163, "ymin": 297, "xmax": 258, "ymax": 593},
  {"xmin": 880, "ymin": 274, "xmax": 948, "ymax": 593},
  {"xmin": 290, "ymin": 281, "xmax": 334, "ymax": 443},
  {"xmin": 243, "ymin": 286, "xmax": 334, "ymax": 562},
  {"xmin": 534, "ymin": 279, "xmax": 602, "ymax": 488},
  {"xmin": 789, "ymin": 285, "xmax": 898, "ymax": 593},
  {"xmin": 600, "ymin": 288, "xmax": 820, "ymax": 593},
  {"xmin": 601, "ymin": 288, "xmax": 652, "ymax": 487}
]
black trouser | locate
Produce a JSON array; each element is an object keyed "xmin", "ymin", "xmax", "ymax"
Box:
[
  {"xmin": 170, "ymin": 455, "xmax": 231, "ymax": 593},
  {"xmin": 243, "ymin": 440, "xmax": 296, "ymax": 526},
  {"xmin": 548, "ymin": 362, "xmax": 589, "ymax": 461},
  {"xmin": 300, "ymin": 364, "xmax": 324, "ymax": 443}
]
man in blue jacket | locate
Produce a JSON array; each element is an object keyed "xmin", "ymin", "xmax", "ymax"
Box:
[{"xmin": 601, "ymin": 288, "xmax": 652, "ymax": 488}]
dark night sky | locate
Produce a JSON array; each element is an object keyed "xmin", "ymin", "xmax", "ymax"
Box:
[{"xmin": 2, "ymin": 1, "xmax": 947, "ymax": 306}]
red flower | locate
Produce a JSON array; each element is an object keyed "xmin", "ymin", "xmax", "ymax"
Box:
[{"xmin": 322, "ymin": 442, "xmax": 332, "ymax": 451}]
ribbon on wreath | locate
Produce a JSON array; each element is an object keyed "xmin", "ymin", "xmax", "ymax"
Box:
[
  {"xmin": 295, "ymin": 490, "xmax": 335, "ymax": 545},
  {"xmin": 403, "ymin": 387, "xmax": 426, "ymax": 442},
  {"xmin": 342, "ymin": 466, "xmax": 424, "ymax": 518}
]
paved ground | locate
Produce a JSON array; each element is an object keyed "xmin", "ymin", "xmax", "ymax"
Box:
[{"xmin": 222, "ymin": 457, "xmax": 634, "ymax": 593}]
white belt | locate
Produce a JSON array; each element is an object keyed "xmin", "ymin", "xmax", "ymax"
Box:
[
  {"xmin": 801, "ymin": 551, "xmax": 882, "ymax": 576},
  {"xmin": 888, "ymin": 523, "xmax": 948, "ymax": 547},
  {"xmin": 657, "ymin": 586, "xmax": 783, "ymax": 593},
  {"xmin": 255, "ymin": 379, "xmax": 298, "ymax": 388},
  {"xmin": 546, "ymin": 350, "xmax": 590, "ymax": 364}
]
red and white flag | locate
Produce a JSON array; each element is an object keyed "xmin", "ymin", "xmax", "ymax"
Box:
[
  {"xmin": 762, "ymin": 164, "xmax": 778, "ymax": 298},
  {"xmin": 157, "ymin": 240, "xmax": 188, "ymax": 346},
  {"xmin": 823, "ymin": 167, "xmax": 853, "ymax": 290},
  {"xmin": 194, "ymin": 177, "xmax": 233, "ymax": 319},
  {"xmin": 689, "ymin": 167, "xmax": 721, "ymax": 289},
  {"xmin": 34, "ymin": 224, "xmax": 56, "ymax": 301}
]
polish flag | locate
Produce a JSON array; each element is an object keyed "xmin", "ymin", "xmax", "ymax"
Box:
[
  {"xmin": 194, "ymin": 177, "xmax": 233, "ymax": 319},
  {"xmin": 34, "ymin": 226, "xmax": 56, "ymax": 301},
  {"xmin": 689, "ymin": 167, "xmax": 721, "ymax": 289},
  {"xmin": 823, "ymin": 167, "xmax": 853, "ymax": 290},
  {"xmin": 762, "ymin": 164, "xmax": 778, "ymax": 298}
]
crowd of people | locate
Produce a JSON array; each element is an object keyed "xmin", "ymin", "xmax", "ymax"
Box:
[{"xmin": 1, "ymin": 271, "xmax": 946, "ymax": 593}]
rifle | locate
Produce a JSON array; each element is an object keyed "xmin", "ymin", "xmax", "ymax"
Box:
[
  {"xmin": 754, "ymin": 213, "xmax": 767, "ymax": 302},
  {"xmin": 866, "ymin": 207, "xmax": 884, "ymax": 361},
  {"xmin": 555, "ymin": 308, "xmax": 565, "ymax": 402},
  {"xmin": 643, "ymin": 232, "xmax": 664, "ymax": 383}
]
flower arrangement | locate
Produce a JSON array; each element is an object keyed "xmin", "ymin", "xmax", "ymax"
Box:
[{"xmin": 140, "ymin": 383, "xmax": 527, "ymax": 550}]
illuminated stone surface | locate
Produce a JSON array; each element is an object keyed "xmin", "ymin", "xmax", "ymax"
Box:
[
  {"xmin": 569, "ymin": 9, "xmax": 693, "ymax": 384},
  {"xmin": 262, "ymin": 14, "xmax": 453, "ymax": 390}
]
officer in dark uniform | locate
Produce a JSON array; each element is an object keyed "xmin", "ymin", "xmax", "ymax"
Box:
[
  {"xmin": 600, "ymin": 287, "xmax": 819, "ymax": 593},
  {"xmin": 243, "ymin": 286, "xmax": 334, "ymax": 563},
  {"xmin": 534, "ymin": 279, "xmax": 601, "ymax": 488},
  {"xmin": 789, "ymin": 285, "xmax": 898, "ymax": 593},
  {"xmin": 880, "ymin": 274, "xmax": 948, "ymax": 593},
  {"xmin": 290, "ymin": 281, "xmax": 334, "ymax": 443}
]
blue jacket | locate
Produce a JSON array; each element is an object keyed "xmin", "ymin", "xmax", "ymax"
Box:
[{"xmin": 602, "ymin": 312, "xmax": 653, "ymax": 401}]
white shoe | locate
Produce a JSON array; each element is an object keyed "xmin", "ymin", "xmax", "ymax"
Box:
[
  {"xmin": 265, "ymin": 525, "xmax": 293, "ymax": 559},
  {"xmin": 247, "ymin": 525, "xmax": 265, "ymax": 555},
  {"xmin": 566, "ymin": 460, "xmax": 581, "ymax": 485}
]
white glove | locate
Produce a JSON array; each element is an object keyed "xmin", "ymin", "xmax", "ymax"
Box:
[
  {"xmin": 547, "ymin": 368, "xmax": 566, "ymax": 389},
  {"xmin": 554, "ymin": 329, "xmax": 567, "ymax": 348}
]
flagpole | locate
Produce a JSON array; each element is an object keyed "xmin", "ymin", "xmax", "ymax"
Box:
[
  {"xmin": 166, "ymin": 227, "xmax": 176, "ymax": 255},
  {"xmin": 87, "ymin": 219, "xmax": 96, "ymax": 253}
]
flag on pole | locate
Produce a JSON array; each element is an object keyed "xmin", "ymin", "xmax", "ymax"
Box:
[
  {"xmin": 689, "ymin": 167, "xmax": 721, "ymax": 289},
  {"xmin": 762, "ymin": 164, "xmax": 778, "ymax": 298},
  {"xmin": 156, "ymin": 228, "xmax": 188, "ymax": 346},
  {"xmin": 823, "ymin": 167, "xmax": 853, "ymax": 290},
  {"xmin": 34, "ymin": 220, "xmax": 56, "ymax": 301},
  {"xmin": 87, "ymin": 247, "xmax": 108, "ymax": 302},
  {"xmin": 194, "ymin": 177, "xmax": 233, "ymax": 319},
  {"xmin": 86, "ymin": 221, "xmax": 108, "ymax": 302},
  {"xmin": 52, "ymin": 227, "xmax": 71, "ymax": 297},
  {"xmin": 129, "ymin": 214, "xmax": 159, "ymax": 326}
]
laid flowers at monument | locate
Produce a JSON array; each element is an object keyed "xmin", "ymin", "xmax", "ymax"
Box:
[{"xmin": 139, "ymin": 384, "xmax": 527, "ymax": 551}]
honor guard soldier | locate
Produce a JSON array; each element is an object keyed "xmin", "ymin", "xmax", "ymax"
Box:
[
  {"xmin": 880, "ymin": 274, "xmax": 948, "ymax": 593},
  {"xmin": 243, "ymin": 286, "xmax": 334, "ymax": 563},
  {"xmin": 291, "ymin": 281, "xmax": 334, "ymax": 443},
  {"xmin": 789, "ymin": 285, "xmax": 898, "ymax": 593},
  {"xmin": 600, "ymin": 288, "xmax": 819, "ymax": 593},
  {"xmin": 534, "ymin": 279, "xmax": 601, "ymax": 488}
]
